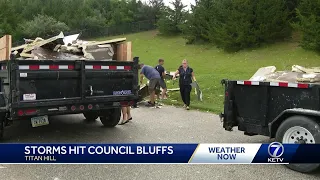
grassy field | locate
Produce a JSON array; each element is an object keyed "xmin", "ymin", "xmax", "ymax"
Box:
[{"xmin": 94, "ymin": 30, "xmax": 320, "ymax": 114}]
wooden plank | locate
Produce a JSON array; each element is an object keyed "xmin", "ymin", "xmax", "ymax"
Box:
[
  {"xmin": 116, "ymin": 43, "xmax": 124, "ymax": 61},
  {"xmin": 116, "ymin": 41, "xmax": 132, "ymax": 61},
  {"xmin": 126, "ymin": 41, "xmax": 132, "ymax": 61},
  {"xmin": 0, "ymin": 35, "xmax": 12, "ymax": 61},
  {"xmin": 84, "ymin": 38, "xmax": 127, "ymax": 47}
]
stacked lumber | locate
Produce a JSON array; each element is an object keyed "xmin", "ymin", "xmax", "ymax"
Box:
[
  {"xmin": 250, "ymin": 65, "xmax": 320, "ymax": 83},
  {"xmin": 9, "ymin": 32, "xmax": 132, "ymax": 61}
]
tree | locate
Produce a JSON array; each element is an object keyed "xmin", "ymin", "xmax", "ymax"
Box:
[
  {"xmin": 182, "ymin": 0, "xmax": 292, "ymax": 51},
  {"xmin": 294, "ymin": 0, "xmax": 320, "ymax": 52},
  {"xmin": 0, "ymin": 0, "xmax": 165, "ymax": 42},
  {"xmin": 157, "ymin": 0, "xmax": 187, "ymax": 35},
  {"xmin": 0, "ymin": 0, "xmax": 23, "ymax": 39},
  {"xmin": 20, "ymin": 14, "xmax": 69, "ymax": 38},
  {"xmin": 149, "ymin": 0, "xmax": 165, "ymax": 22}
]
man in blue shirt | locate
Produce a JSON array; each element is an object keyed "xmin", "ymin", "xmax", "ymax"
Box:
[{"xmin": 139, "ymin": 63, "xmax": 161, "ymax": 106}]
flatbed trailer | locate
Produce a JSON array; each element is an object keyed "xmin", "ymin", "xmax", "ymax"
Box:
[{"xmin": 220, "ymin": 79, "xmax": 320, "ymax": 173}]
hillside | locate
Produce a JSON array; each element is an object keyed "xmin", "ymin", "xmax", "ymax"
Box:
[{"xmin": 94, "ymin": 30, "xmax": 320, "ymax": 113}]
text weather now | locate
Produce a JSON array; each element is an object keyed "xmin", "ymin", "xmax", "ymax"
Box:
[{"xmin": 208, "ymin": 147, "xmax": 246, "ymax": 160}]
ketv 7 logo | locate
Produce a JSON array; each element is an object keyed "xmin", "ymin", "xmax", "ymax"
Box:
[{"xmin": 267, "ymin": 142, "xmax": 284, "ymax": 163}]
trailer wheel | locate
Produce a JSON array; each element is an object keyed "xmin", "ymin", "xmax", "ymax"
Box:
[
  {"xmin": 83, "ymin": 112, "xmax": 99, "ymax": 121},
  {"xmin": 99, "ymin": 108, "xmax": 121, "ymax": 127},
  {"xmin": 275, "ymin": 115, "xmax": 320, "ymax": 173}
]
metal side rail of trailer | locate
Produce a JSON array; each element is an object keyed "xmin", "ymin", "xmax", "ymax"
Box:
[
  {"xmin": 0, "ymin": 57, "xmax": 140, "ymax": 140},
  {"xmin": 220, "ymin": 79, "xmax": 320, "ymax": 173}
]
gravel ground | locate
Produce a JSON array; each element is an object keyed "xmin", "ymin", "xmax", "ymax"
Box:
[{"xmin": 0, "ymin": 105, "xmax": 319, "ymax": 180}]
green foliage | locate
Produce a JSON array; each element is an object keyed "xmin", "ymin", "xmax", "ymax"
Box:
[
  {"xmin": 180, "ymin": 2, "xmax": 203, "ymax": 44},
  {"xmin": 294, "ymin": 0, "xmax": 320, "ymax": 52},
  {"xmin": 21, "ymin": 15, "xmax": 69, "ymax": 38},
  {"xmin": 149, "ymin": 0, "xmax": 165, "ymax": 21},
  {"xmin": 0, "ymin": 0, "xmax": 160, "ymax": 42},
  {"xmin": 157, "ymin": 0, "xmax": 187, "ymax": 35},
  {"xmin": 182, "ymin": 0, "xmax": 292, "ymax": 51},
  {"xmin": 0, "ymin": 0, "xmax": 23, "ymax": 40}
]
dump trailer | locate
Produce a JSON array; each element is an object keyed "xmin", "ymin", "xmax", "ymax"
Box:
[
  {"xmin": 220, "ymin": 79, "xmax": 320, "ymax": 173},
  {"xmin": 0, "ymin": 57, "xmax": 139, "ymax": 139}
]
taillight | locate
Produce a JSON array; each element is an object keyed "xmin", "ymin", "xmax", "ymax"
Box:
[
  {"xmin": 24, "ymin": 109, "xmax": 37, "ymax": 115},
  {"xmin": 71, "ymin": 105, "xmax": 76, "ymax": 111},
  {"xmin": 88, "ymin": 104, "xmax": 93, "ymax": 110},
  {"xmin": 17, "ymin": 110, "xmax": 24, "ymax": 116},
  {"xmin": 225, "ymin": 92, "xmax": 229, "ymax": 97},
  {"xmin": 79, "ymin": 105, "xmax": 84, "ymax": 110}
]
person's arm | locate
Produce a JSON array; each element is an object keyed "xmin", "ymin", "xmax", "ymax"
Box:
[
  {"xmin": 140, "ymin": 67, "xmax": 145, "ymax": 85},
  {"xmin": 161, "ymin": 67, "xmax": 166, "ymax": 78},
  {"xmin": 191, "ymin": 68, "xmax": 196, "ymax": 82},
  {"xmin": 173, "ymin": 70, "xmax": 179, "ymax": 80},
  {"xmin": 192, "ymin": 72, "xmax": 196, "ymax": 82}
]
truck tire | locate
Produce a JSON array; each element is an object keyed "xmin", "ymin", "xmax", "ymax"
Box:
[
  {"xmin": 99, "ymin": 108, "xmax": 121, "ymax": 127},
  {"xmin": 275, "ymin": 115, "xmax": 320, "ymax": 173},
  {"xmin": 83, "ymin": 112, "xmax": 99, "ymax": 121}
]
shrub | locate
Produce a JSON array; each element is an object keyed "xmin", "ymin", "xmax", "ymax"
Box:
[{"xmin": 21, "ymin": 14, "xmax": 69, "ymax": 38}]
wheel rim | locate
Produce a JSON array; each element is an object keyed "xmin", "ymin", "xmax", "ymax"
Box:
[{"xmin": 283, "ymin": 126, "xmax": 315, "ymax": 144}]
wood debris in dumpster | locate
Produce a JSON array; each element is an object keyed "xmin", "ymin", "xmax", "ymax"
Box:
[
  {"xmin": 250, "ymin": 65, "xmax": 320, "ymax": 84},
  {"xmin": 10, "ymin": 32, "xmax": 127, "ymax": 60}
]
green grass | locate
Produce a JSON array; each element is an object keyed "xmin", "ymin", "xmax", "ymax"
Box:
[{"xmin": 93, "ymin": 30, "xmax": 320, "ymax": 114}]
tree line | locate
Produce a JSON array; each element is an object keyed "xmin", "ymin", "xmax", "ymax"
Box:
[
  {"xmin": 0, "ymin": 0, "xmax": 319, "ymax": 52},
  {"xmin": 157, "ymin": 0, "xmax": 320, "ymax": 52},
  {"xmin": 0, "ymin": 0, "xmax": 164, "ymax": 42}
]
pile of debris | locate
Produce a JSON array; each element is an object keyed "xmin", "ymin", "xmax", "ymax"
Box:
[
  {"xmin": 250, "ymin": 65, "xmax": 320, "ymax": 83},
  {"xmin": 11, "ymin": 32, "xmax": 127, "ymax": 60}
]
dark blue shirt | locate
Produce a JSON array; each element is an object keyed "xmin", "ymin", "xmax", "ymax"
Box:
[
  {"xmin": 178, "ymin": 66, "xmax": 193, "ymax": 86},
  {"xmin": 155, "ymin": 64, "xmax": 165, "ymax": 79}
]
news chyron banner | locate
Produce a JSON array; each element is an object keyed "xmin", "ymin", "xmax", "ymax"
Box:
[{"xmin": 0, "ymin": 143, "xmax": 318, "ymax": 164}]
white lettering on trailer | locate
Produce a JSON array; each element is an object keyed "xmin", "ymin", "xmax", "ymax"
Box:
[
  {"xmin": 20, "ymin": 73, "xmax": 27, "ymax": 77},
  {"xmin": 23, "ymin": 94, "xmax": 36, "ymax": 101}
]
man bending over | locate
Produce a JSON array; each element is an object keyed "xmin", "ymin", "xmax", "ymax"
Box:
[{"xmin": 139, "ymin": 63, "xmax": 161, "ymax": 107}]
